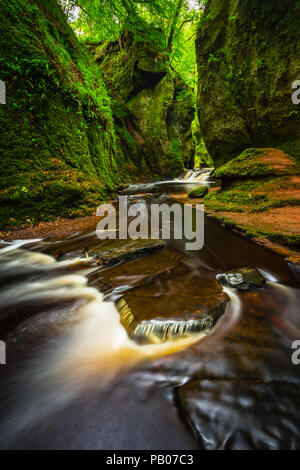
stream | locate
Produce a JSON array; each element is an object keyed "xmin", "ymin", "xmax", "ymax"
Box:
[{"xmin": 0, "ymin": 173, "xmax": 299, "ymax": 450}]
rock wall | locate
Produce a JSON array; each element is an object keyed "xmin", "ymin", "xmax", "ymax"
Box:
[
  {"xmin": 196, "ymin": 0, "xmax": 300, "ymax": 168},
  {"xmin": 0, "ymin": 2, "xmax": 196, "ymax": 229},
  {"xmin": 93, "ymin": 31, "xmax": 196, "ymax": 176}
]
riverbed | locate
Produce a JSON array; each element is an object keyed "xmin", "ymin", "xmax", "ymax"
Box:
[{"xmin": 0, "ymin": 178, "xmax": 299, "ymax": 450}]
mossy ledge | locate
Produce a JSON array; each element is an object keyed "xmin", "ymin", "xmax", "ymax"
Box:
[{"xmin": 204, "ymin": 148, "xmax": 300, "ymax": 250}]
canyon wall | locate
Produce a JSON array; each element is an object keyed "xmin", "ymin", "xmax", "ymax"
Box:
[
  {"xmin": 0, "ymin": 0, "xmax": 195, "ymax": 229},
  {"xmin": 196, "ymin": 0, "xmax": 300, "ymax": 168}
]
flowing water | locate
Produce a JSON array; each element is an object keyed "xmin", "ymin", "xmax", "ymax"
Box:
[{"xmin": 0, "ymin": 170, "xmax": 299, "ymax": 450}]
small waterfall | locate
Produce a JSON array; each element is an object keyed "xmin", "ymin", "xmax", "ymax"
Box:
[
  {"xmin": 118, "ymin": 298, "xmax": 214, "ymax": 343},
  {"xmin": 178, "ymin": 168, "xmax": 214, "ymax": 183}
]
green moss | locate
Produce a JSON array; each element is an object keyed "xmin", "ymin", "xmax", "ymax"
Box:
[
  {"xmin": 191, "ymin": 114, "xmax": 214, "ymax": 167},
  {"xmin": 205, "ymin": 190, "xmax": 300, "ymax": 214},
  {"xmin": 205, "ymin": 164, "xmax": 300, "ymax": 213},
  {"xmin": 214, "ymin": 149, "xmax": 275, "ymax": 180},
  {"xmin": 188, "ymin": 186, "xmax": 208, "ymax": 198},
  {"xmin": 279, "ymin": 141, "xmax": 300, "ymax": 173},
  {"xmin": 167, "ymin": 138, "xmax": 184, "ymax": 174},
  {"xmin": 99, "ymin": 33, "xmax": 194, "ymax": 176}
]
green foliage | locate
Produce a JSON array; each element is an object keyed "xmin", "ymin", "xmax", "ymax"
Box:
[
  {"xmin": 0, "ymin": 0, "xmax": 199, "ymax": 228},
  {"xmin": 60, "ymin": 0, "xmax": 201, "ymax": 89},
  {"xmin": 191, "ymin": 114, "xmax": 213, "ymax": 167},
  {"xmin": 204, "ymin": 187, "xmax": 300, "ymax": 214}
]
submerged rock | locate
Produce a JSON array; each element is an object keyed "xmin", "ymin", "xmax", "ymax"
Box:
[
  {"xmin": 118, "ymin": 264, "xmax": 229, "ymax": 343},
  {"xmin": 94, "ymin": 30, "xmax": 196, "ymax": 176},
  {"xmin": 177, "ymin": 379, "xmax": 300, "ymax": 450},
  {"xmin": 95, "ymin": 248, "xmax": 183, "ymax": 294},
  {"xmin": 88, "ymin": 239, "xmax": 165, "ymax": 266},
  {"xmin": 217, "ymin": 267, "xmax": 266, "ymax": 291}
]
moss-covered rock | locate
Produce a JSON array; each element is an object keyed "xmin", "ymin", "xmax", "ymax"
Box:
[
  {"xmin": 216, "ymin": 267, "xmax": 266, "ymax": 290},
  {"xmin": 214, "ymin": 148, "xmax": 297, "ymax": 182},
  {"xmin": 188, "ymin": 186, "xmax": 208, "ymax": 198},
  {"xmin": 204, "ymin": 148, "xmax": 300, "ymax": 249},
  {"xmin": 196, "ymin": 0, "xmax": 300, "ymax": 168},
  {"xmin": 191, "ymin": 114, "xmax": 214, "ymax": 167},
  {"xmin": 95, "ymin": 31, "xmax": 196, "ymax": 176},
  {"xmin": 206, "ymin": 148, "xmax": 299, "ymax": 210}
]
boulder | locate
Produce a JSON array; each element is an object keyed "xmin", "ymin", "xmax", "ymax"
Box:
[
  {"xmin": 204, "ymin": 148, "xmax": 300, "ymax": 250},
  {"xmin": 188, "ymin": 186, "xmax": 209, "ymax": 198},
  {"xmin": 88, "ymin": 239, "xmax": 165, "ymax": 266},
  {"xmin": 216, "ymin": 267, "xmax": 266, "ymax": 290}
]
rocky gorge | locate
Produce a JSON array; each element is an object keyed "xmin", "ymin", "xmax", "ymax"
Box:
[{"xmin": 0, "ymin": 0, "xmax": 299, "ymax": 452}]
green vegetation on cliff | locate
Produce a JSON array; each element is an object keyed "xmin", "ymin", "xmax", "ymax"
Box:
[
  {"xmin": 0, "ymin": 0, "xmax": 199, "ymax": 229},
  {"xmin": 1, "ymin": 0, "xmax": 299, "ymax": 255},
  {"xmin": 0, "ymin": 0, "xmax": 136, "ymax": 228}
]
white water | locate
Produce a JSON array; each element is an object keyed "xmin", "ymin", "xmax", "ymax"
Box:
[
  {"xmin": 0, "ymin": 243, "xmax": 207, "ymax": 442},
  {"xmin": 124, "ymin": 168, "xmax": 215, "ymax": 194},
  {"xmin": 178, "ymin": 168, "xmax": 214, "ymax": 183}
]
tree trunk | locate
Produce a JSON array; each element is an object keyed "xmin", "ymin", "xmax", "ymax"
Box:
[{"xmin": 167, "ymin": 0, "xmax": 184, "ymax": 51}]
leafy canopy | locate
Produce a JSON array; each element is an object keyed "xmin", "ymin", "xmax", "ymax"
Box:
[{"xmin": 59, "ymin": 0, "xmax": 204, "ymax": 87}]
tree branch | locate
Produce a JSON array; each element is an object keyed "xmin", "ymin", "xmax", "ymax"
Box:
[{"xmin": 70, "ymin": 0, "xmax": 90, "ymax": 17}]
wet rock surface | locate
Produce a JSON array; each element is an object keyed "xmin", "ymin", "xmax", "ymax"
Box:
[
  {"xmin": 120, "ymin": 264, "xmax": 229, "ymax": 342},
  {"xmin": 178, "ymin": 379, "xmax": 300, "ymax": 450},
  {"xmin": 0, "ymin": 188, "xmax": 299, "ymax": 450},
  {"xmin": 216, "ymin": 267, "xmax": 266, "ymax": 291},
  {"xmin": 93, "ymin": 248, "xmax": 183, "ymax": 294},
  {"xmin": 196, "ymin": 1, "xmax": 300, "ymax": 167},
  {"xmin": 150, "ymin": 281, "xmax": 300, "ymax": 449},
  {"xmin": 88, "ymin": 239, "xmax": 165, "ymax": 266}
]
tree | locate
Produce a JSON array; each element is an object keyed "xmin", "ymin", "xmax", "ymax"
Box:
[
  {"xmin": 59, "ymin": 0, "xmax": 202, "ymax": 88},
  {"xmin": 167, "ymin": 0, "xmax": 184, "ymax": 51}
]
